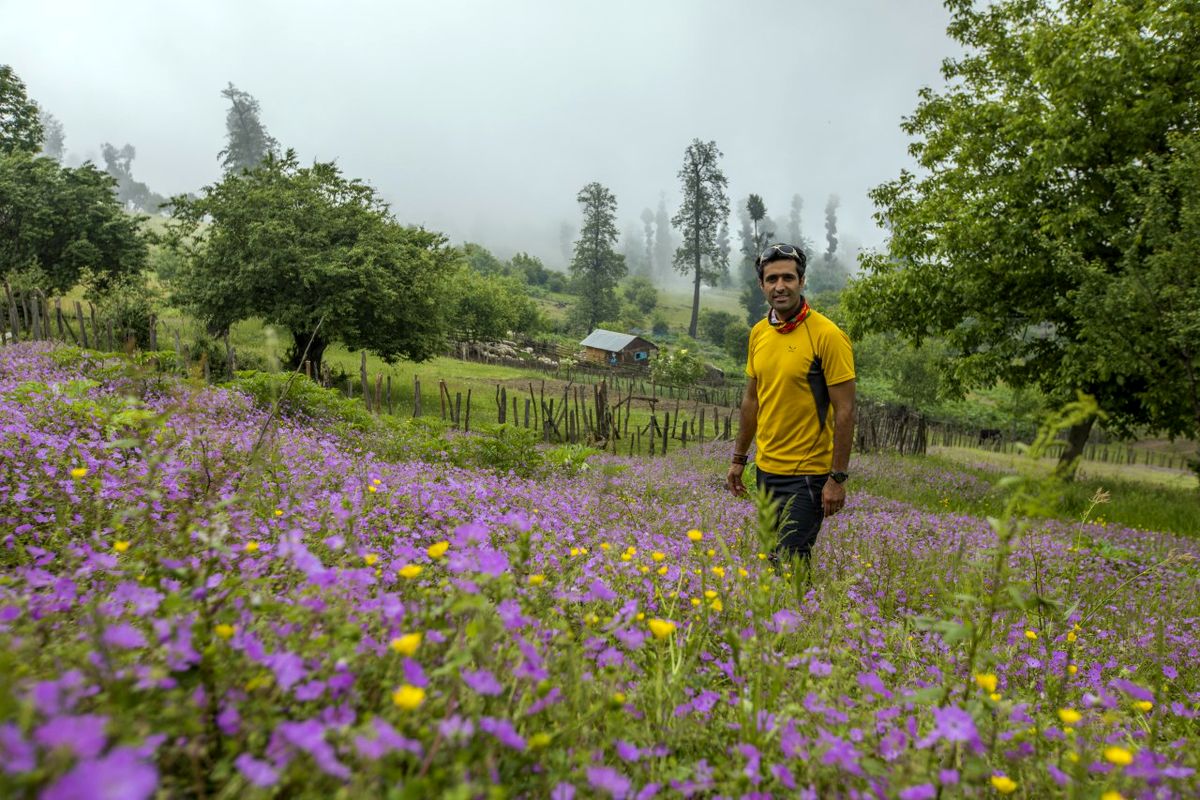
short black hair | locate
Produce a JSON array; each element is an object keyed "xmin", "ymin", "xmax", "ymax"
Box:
[{"xmin": 755, "ymin": 243, "xmax": 807, "ymax": 281}]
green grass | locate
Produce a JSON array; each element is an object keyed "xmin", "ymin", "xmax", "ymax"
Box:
[{"xmin": 854, "ymin": 448, "xmax": 1200, "ymax": 539}]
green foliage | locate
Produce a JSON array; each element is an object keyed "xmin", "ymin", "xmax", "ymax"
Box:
[
  {"xmin": 461, "ymin": 242, "xmax": 507, "ymax": 276},
  {"xmin": 0, "ymin": 150, "xmax": 149, "ymax": 293},
  {"xmin": 672, "ymin": 140, "xmax": 730, "ymax": 337},
  {"xmin": 450, "ymin": 424, "xmax": 543, "ymax": 477},
  {"xmin": 218, "ymin": 82, "xmax": 279, "ymax": 174},
  {"xmin": 845, "ymin": 0, "xmax": 1200, "ymax": 444},
  {"xmin": 722, "ymin": 322, "xmax": 750, "ymax": 364},
  {"xmin": 650, "ymin": 345, "xmax": 705, "ymax": 388},
  {"xmin": 698, "ymin": 309, "xmax": 737, "ymax": 347},
  {"xmin": 854, "ymin": 333, "xmax": 945, "ymax": 411},
  {"xmin": 166, "ymin": 150, "xmax": 454, "ymax": 374},
  {"xmin": 87, "ymin": 275, "xmax": 160, "ymax": 349},
  {"xmin": 0, "ymin": 65, "xmax": 42, "ymax": 155},
  {"xmin": 449, "ymin": 269, "xmax": 542, "ymax": 340},
  {"xmin": 623, "ymin": 275, "xmax": 658, "ymax": 314},
  {"xmin": 229, "ymin": 371, "xmax": 375, "ymax": 431},
  {"xmin": 542, "ymin": 442, "xmax": 601, "ymax": 476},
  {"xmin": 568, "ymin": 182, "xmax": 627, "ymax": 333},
  {"xmin": 100, "ymin": 142, "xmax": 165, "ymax": 213}
]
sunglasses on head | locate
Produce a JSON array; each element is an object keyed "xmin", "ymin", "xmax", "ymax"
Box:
[{"xmin": 756, "ymin": 243, "xmax": 807, "ymax": 268}]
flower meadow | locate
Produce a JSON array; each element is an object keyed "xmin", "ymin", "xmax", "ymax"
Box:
[{"xmin": 1, "ymin": 342, "xmax": 1198, "ymax": 799}]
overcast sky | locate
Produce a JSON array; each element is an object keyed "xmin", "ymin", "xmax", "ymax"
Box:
[{"xmin": 3, "ymin": 0, "xmax": 956, "ymax": 269}]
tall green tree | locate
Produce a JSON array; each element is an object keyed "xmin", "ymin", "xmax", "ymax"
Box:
[
  {"xmin": 167, "ymin": 150, "xmax": 452, "ymax": 373},
  {"xmin": 0, "ymin": 65, "xmax": 43, "ymax": 155},
  {"xmin": 38, "ymin": 110, "xmax": 64, "ymax": 162},
  {"xmin": 672, "ymin": 139, "xmax": 730, "ymax": 337},
  {"xmin": 101, "ymin": 142, "xmax": 165, "ymax": 212},
  {"xmin": 0, "ymin": 151, "xmax": 147, "ymax": 293},
  {"xmin": 568, "ymin": 181, "xmax": 626, "ymax": 333},
  {"xmin": 653, "ymin": 196, "xmax": 673, "ymax": 284},
  {"xmin": 843, "ymin": 0, "xmax": 1200, "ymax": 471},
  {"xmin": 640, "ymin": 207, "xmax": 656, "ymax": 276},
  {"xmin": 218, "ymin": 83, "xmax": 279, "ymax": 174},
  {"xmin": 738, "ymin": 195, "xmax": 770, "ymax": 324}
]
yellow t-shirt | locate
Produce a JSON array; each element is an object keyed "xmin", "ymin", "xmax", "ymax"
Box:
[{"xmin": 745, "ymin": 309, "xmax": 855, "ymax": 474}]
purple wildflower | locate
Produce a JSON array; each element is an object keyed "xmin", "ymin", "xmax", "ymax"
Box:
[
  {"xmin": 34, "ymin": 714, "xmax": 107, "ymax": 759},
  {"xmin": 235, "ymin": 753, "xmax": 279, "ymax": 788},
  {"xmin": 587, "ymin": 765, "xmax": 631, "ymax": 799},
  {"xmin": 463, "ymin": 668, "xmax": 503, "ymax": 696},
  {"xmin": 42, "ymin": 747, "xmax": 157, "ymax": 800}
]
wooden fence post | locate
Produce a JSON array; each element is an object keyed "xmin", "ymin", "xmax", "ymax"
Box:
[
  {"xmin": 360, "ymin": 352, "xmax": 370, "ymax": 413},
  {"xmin": 414, "ymin": 376, "xmax": 422, "ymax": 417},
  {"xmin": 76, "ymin": 302, "xmax": 89, "ymax": 349}
]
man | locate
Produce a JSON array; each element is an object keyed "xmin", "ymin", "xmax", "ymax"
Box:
[{"xmin": 726, "ymin": 243, "xmax": 856, "ymax": 567}]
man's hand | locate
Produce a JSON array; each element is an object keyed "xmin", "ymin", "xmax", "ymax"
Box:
[
  {"xmin": 726, "ymin": 463, "xmax": 747, "ymax": 496},
  {"xmin": 822, "ymin": 478, "xmax": 846, "ymax": 516}
]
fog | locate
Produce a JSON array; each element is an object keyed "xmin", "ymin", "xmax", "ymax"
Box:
[{"xmin": 2, "ymin": 0, "xmax": 955, "ymax": 271}]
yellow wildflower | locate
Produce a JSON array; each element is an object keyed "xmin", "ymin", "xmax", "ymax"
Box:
[
  {"xmin": 397, "ymin": 564, "xmax": 422, "ymax": 579},
  {"xmin": 1067, "ymin": 631, "xmax": 1077, "ymax": 643},
  {"xmin": 392, "ymin": 685, "xmax": 425, "ymax": 710},
  {"xmin": 367, "ymin": 485, "xmax": 377, "ymax": 493},
  {"xmin": 635, "ymin": 612, "xmax": 645, "ymax": 621},
  {"xmin": 1068, "ymin": 665, "xmax": 1078, "ymax": 675},
  {"xmin": 990, "ymin": 775, "xmax": 1017, "ymax": 794},
  {"xmin": 738, "ymin": 568, "xmax": 749, "ymax": 578},
  {"xmin": 651, "ymin": 551, "xmax": 665, "ymax": 562},
  {"xmin": 600, "ymin": 542, "xmax": 611, "ymax": 551},
  {"xmin": 427, "ymin": 541, "xmax": 450, "ymax": 558},
  {"xmin": 757, "ymin": 553, "xmax": 767, "ymax": 560},
  {"xmin": 704, "ymin": 590, "xmax": 717, "ymax": 599},
  {"xmin": 274, "ymin": 509, "xmax": 283, "ymax": 517},
  {"xmin": 569, "ymin": 547, "xmax": 580, "ymax": 557},
  {"xmin": 390, "ymin": 632, "xmax": 421, "ymax": 656},
  {"xmin": 657, "ymin": 566, "xmax": 668, "ymax": 575},
  {"xmin": 691, "ymin": 598, "xmax": 701, "ymax": 607},
  {"xmin": 975, "ymin": 673, "xmax": 998, "ymax": 693},
  {"xmin": 705, "ymin": 548, "xmax": 715, "ymax": 557},
  {"xmin": 70, "ymin": 467, "xmax": 88, "ymax": 479},
  {"xmin": 1101, "ymin": 792, "xmax": 1124, "ymax": 800},
  {"xmin": 528, "ymin": 574, "xmax": 546, "ymax": 586},
  {"xmin": 711, "ymin": 566, "xmax": 725, "ymax": 579},
  {"xmin": 113, "ymin": 540, "xmax": 131, "ymax": 553},
  {"xmin": 1104, "ymin": 746, "xmax": 1134, "ymax": 766},
  {"xmin": 215, "ymin": 624, "xmax": 236, "ymax": 640},
  {"xmin": 612, "ymin": 692, "xmax": 626, "ymax": 704},
  {"xmin": 686, "ymin": 529, "xmax": 703, "ymax": 541},
  {"xmin": 1025, "ymin": 630, "xmax": 1038, "ymax": 641},
  {"xmin": 1058, "ymin": 708, "xmax": 1081, "ymax": 725},
  {"xmin": 245, "ymin": 541, "xmax": 260, "ymax": 553},
  {"xmin": 990, "ymin": 692, "xmax": 1002, "ymax": 702},
  {"xmin": 363, "ymin": 553, "xmax": 379, "ymax": 566},
  {"xmin": 1133, "ymin": 701, "xmax": 1152, "ymax": 712},
  {"xmin": 639, "ymin": 565, "xmax": 650, "ymax": 574},
  {"xmin": 710, "ymin": 598, "xmax": 723, "ymax": 612},
  {"xmin": 647, "ymin": 619, "xmax": 676, "ymax": 639},
  {"xmin": 528, "ymin": 732, "xmax": 552, "ymax": 749}
]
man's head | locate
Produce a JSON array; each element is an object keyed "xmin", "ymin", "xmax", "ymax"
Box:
[
  {"xmin": 754, "ymin": 243, "xmax": 807, "ymax": 282},
  {"xmin": 756, "ymin": 243, "xmax": 807, "ymax": 316}
]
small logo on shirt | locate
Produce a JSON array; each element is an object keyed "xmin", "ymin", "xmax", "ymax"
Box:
[{"xmin": 787, "ymin": 345, "xmax": 796, "ymax": 352}]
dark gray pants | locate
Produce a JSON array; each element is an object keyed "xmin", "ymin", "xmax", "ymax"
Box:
[{"xmin": 756, "ymin": 470, "xmax": 828, "ymax": 563}]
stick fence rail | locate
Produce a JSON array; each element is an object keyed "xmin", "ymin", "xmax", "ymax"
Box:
[{"xmin": 5, "ymin": 283, "xmax": 1190, "ymax": 468}]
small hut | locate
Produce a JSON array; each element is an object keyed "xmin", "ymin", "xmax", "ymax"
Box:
[{"xmin": 579, "ymin": 329, "xmax": 658, "ymax": 366}]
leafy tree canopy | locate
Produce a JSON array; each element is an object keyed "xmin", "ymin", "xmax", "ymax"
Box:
[
  {"xmin": 672, "ymin": 139, "xmax": 730, "ymax": 337},
  {"xmin": 844, "ymin": 0, "xmax": 1200, "ymax": 456},
  {"xmin": 0, "ymin": 150, "xmax": 148, "ymax": 293},
  {"xmin": 218, "ymin": 83, "xmax": 279, "ymax": 174},
  {"xmin": 569, "ymin": 181, "xmax": 626, "ymax": 334},
  {"xmin": 166, "ymin": 150, "xmax": 453, "ymax": 373},
  {"xmin": 0, "ymin": 65, "xmax": 42, "ymax": 155}
]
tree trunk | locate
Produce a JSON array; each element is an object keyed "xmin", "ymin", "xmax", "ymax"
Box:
[
  {"xmin": 290, "ymin": 330, "xmax": 328, "ymax": 376},
  {"xmin": 1056, "ymin": 415, "xmax": 1095, "ymax": 480}
]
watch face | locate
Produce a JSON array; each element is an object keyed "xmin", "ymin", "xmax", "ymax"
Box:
[{"xmin": 831, "ymin": 471, "xmax": 849, "ymax": 484}]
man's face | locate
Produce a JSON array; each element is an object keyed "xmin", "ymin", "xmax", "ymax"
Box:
[{"xmin": 759, "ymin": 258, "xmax": 805, "ymax": 316}]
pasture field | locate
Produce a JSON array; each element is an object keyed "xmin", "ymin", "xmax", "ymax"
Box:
[{"xmin": 1, "ymin": 340, "xmax": 1198, "ymax": 798}]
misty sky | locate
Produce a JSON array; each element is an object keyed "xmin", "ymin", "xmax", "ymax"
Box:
[{"xmin": 3, "ymin": 0, "xmax": 957, "ymax": 269}]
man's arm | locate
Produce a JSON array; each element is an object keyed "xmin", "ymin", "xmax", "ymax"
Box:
[
  {"xmin": 821, "ymin": 378, "xmax": 856, "ymax": 515},
  {"xmin": 726, "ymin": 378, "xmax": 758, "ymax": 496}
]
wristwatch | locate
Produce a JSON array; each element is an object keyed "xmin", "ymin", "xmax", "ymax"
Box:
[{"xmin": 830, "ymin": 471, "xmax": 849, "ymax": 484}]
